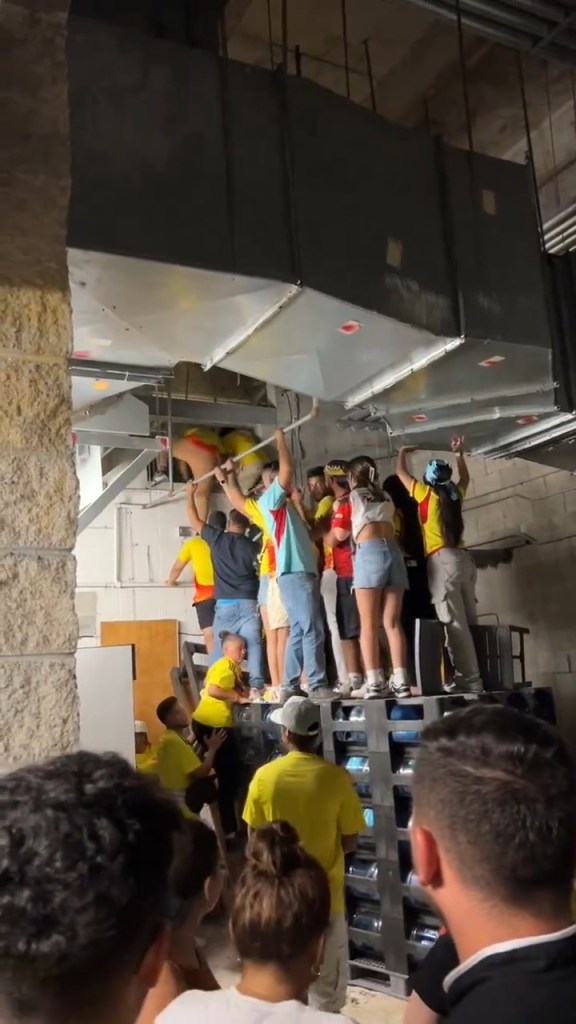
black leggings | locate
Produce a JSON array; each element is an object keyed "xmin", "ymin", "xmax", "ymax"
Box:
[{"xmin": 192, "ymin": 721, "xmax": 241, "ymax": 836}]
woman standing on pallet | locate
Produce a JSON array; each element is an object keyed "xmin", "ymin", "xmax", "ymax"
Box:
[
  {"xmin": 347, "ymin": 456, "xmax": 410, "ymax": 700},
  {"xmin": 396, "ymin": 437, "xmax": 482, "ymax": 694}
]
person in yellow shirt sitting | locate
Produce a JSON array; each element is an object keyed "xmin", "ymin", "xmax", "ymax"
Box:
[
  {"xmin": 192, "ymin": 632, "xmax": 250, "ymax": 838},
  {"xmin": 219, "ymin": 428, "xmax": 272, "ymax": 495},
  {"xmin": 171, "ymin": 427, "xmax": 223, "ymax": 521},
  {"xmin": 243, "ymin": 696, "xmax": 365, "ymax": 1014},
  {"xmin": 156, "ymin": 697, "xmax": 225, "ymax": 819},
  {"xmin": 134, "ymin": 720, "xmax": 158, "ymax": 775}
]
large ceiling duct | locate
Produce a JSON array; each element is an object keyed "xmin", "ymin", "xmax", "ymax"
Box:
[{"xmin": 66, "ymin": 17, "xmax": 567, "ymax": 461}]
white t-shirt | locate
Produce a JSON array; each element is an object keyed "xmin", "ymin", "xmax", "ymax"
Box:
[{"xmin": 157, "ymin": 988, "xmax": 354, "ymax": 1024}]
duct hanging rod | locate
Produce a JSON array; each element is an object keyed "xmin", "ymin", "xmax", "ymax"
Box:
[
  {"xmin": 364, "ymin": 39, "xmax": 377, "ymax": 111},
  {"xmin": 517, "ymin": 51, "xmax": 545, "ymax": 245},
  {"xmin": 383, "ymin": 0, "xmax": 576, "ymax": 66},
  {"xmin": 142, "ymin": 399, "xmax": 320, "ymax": 510},
  {"xmin": 266, "ymin": 0, "xmax": 274, "ymax": 69},
  {"xmin": 341, "ymin": 0, "xmax": 351, "ymax": 99},
  {"xmin": 455, "ymin": 0, "xmax": 474, "ymax": 153},
  {"xmin": 281, "ymin": 0, "xmax": 288, "ymax": 73}
]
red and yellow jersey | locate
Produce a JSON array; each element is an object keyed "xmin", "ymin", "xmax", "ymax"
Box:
[
  {"xmin": 182, "ymin": 427, "xmax": 222, "ymax": 457},
  {"xmin": 178, "ymin": 536, "xmax": 214, "ymax": 602},
  {"xmin": 410, "ymin": 480, "xmax": 468, "ymax": 556}
]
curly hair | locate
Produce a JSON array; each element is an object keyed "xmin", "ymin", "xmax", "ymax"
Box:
[{"xmin": 0, "ymin": 751, "xmax": 181, "ymax": 1021}]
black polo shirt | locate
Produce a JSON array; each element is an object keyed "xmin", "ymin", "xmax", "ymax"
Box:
[
  {"xmin": 201, "ymin": 525, "xmax": 259, "ymax": 601},
  {"xmin": 411, "ymin": 932, "xmax": 457, "ymax": 1017},
  {"xmin": 444, "ymin": 927, "xmax": 576, "ymax": 1023}
]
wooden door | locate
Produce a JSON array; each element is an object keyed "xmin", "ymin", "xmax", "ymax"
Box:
[{"xmin": 101, "ymin": 619, "xmax": 179, "ymax": 745}]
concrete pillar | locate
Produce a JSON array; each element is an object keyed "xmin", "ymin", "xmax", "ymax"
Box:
[{"xmin": 0, "ymin": 1, "xmax": 79, "ymax": 767}]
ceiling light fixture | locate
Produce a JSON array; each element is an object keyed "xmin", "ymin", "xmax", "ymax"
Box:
[{"xmin": 343, "ymin": 337, "xmax": 464, "ymax": 409}]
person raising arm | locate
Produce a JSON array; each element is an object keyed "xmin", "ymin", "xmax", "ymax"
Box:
[{"xmin": 396, "ymin": 438, "xmax": 482, "ymax": 693}]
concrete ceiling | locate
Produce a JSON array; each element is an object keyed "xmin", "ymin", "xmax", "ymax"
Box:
[{"xmin": 225, "ymin": 0, "xmax": 576, "ymax": 222}]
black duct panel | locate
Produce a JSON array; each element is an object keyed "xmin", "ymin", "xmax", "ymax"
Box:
[
  {"xmin": 67, "ymin": 20, "xmax": 293, "ymax": 282},
  {"xmin": 443, "ymin": 148, "xmax": 550, "ymax": 349},
  {"xmin": 285, "ymin": 79, "xmax": 457, "ymax": 336}
]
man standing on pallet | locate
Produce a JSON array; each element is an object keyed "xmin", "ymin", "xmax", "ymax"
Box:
[{"xmin": 243, "ymin": 696, "xmax": 365, "ymax": 1013}]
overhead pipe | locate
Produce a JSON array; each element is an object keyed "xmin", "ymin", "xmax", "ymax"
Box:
[
  {"xmin": 390, "ymin": 402, "xmax": 555, "ymax": 436},
  {"xmin": 141, "ymin": 399, "xmax": 320, "ymax": 511},
  {"xmin": 394, "ymin": 0, "xmax": 576, "ymax": 65}
]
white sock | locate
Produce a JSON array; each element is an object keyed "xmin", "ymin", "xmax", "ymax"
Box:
[
  {"xmin": 366, "ymin": 669, "xmax": 385, "ymax": 689},
  {"xmin": 393, "ymin": 667, "xmax": 409, "ymax": 687},
  {"xmin": 348, "ymin": 673, "xmax": 363, "ymax": 687}
]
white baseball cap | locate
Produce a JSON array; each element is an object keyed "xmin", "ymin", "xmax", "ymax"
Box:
[
  {"xmin": 134, "ymin": 720, "xmax": 148, "ymax": 734},
  {"xmin": 269, "ymin": 697, "xmax": 321, "ymax": 737}
]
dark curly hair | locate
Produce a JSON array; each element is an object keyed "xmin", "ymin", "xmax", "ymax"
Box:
[{"xmin": 0, "ymin": 751, "xmax": 181, "ymax": 1021}]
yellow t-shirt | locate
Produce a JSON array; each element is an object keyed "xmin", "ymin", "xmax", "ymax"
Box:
[
  {"xmin": 315, "ymin": 494, "xmax": 335, "ymax": 571},
  {"xmin": 243, "ymin": 751, "xmax": 365, "ymax": 913},
  {"xmin": 193, "ymin": 656, "xmax": 243, "ymax": 729},
  {"xmin": 156, "ymin": 730, "xmax": 201, "ymax": 819},
  {"xmin": 135, "ymin": 749, "xmax": 158, "ymax": 775},
  {"xmin": 410, "ymin": 480, "xmax": 467, "ymax": 557},
  {"xmin": 178, "ymin": 536, "xmax": 215, "ymax": 603},
  {"xmin": 245, "ymin": 496, "xmax": 276, "ymax": 578},
  {"xmin": 221, "ymin": 429, "xmax": 269, "ymax": 468}
]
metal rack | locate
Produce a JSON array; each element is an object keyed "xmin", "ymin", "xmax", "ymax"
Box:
[{"xmin": 320, "ymin": 685, "xmax": 557, "ymax": 997}]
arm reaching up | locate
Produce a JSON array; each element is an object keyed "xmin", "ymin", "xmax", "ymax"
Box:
[
  {"xmin": 396, "ymin": 445, "xmax": 418, "ymax": 492},
  {"xmin": 274, "ymin": 428, "xmax": 293, "ymax": 492},
  {"xmin": 451, "ymin": 436, "xmax": 470, "ymax": 491},
  {"xmin": 215, "ymin": 461, "xmax": 249, "ymax": 514},
  {"xmin": 185, "ymin": 481, "xmax": 204, "ymax": 533}
]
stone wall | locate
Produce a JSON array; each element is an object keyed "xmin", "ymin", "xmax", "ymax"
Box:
[{"xmin": 0, "ymin": 0, "xmax": 78, "ymax": 767}]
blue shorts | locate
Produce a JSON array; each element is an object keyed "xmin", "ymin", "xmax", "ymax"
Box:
[
  {"xmin": 353, "ymin": 539, "xmax": 408, "ymax": 591},
  {"xmin": 258, "ymin": 574, "xmax": 269, "ymax": 607}
]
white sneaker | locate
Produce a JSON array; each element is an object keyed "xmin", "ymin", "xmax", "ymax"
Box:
[
  {"xmin": 364, "ymin": 681, "xmax": 392, "ymax": 700},
  {"xmin": 333, "ymin": 679, "xmax": 353, "ymax": 698},
  {"xmin": 390, "ymin": 678, "xmax": 411, "ymax": 699},
  {"xmin": 351, "ymin": 681, "xmax": 368, "ymax": 698}
]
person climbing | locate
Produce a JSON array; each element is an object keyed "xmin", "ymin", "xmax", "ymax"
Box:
[
  {"xmin": 396, "ymin": 437, "xmax": 482, "ymax": 693},
  {"xmin": 219, "ymin": 428, "xmax": 272, "ymax": 495},
  {"xmin": 347, "ymin": 455, "xmax": 410, "ymax": 699},
  {"xmin": 170, "ymin": 427, "xmax": 223, "ymax": 521}
]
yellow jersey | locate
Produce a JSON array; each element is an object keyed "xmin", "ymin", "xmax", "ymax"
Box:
[
  {"xmin": 410, "ymin": 480, "xmax": 467, "ymax": 557},
  {"xmin": 193, "ymin": 656, "xmax": 243, "ymax": 729},
  {"xmin": 221, "ymin": 429, "xmax": 269, "ymax": 468},
  {"xmin": 245, "ymin": 496, "xmax": 276, "ymax": 578},
  {"xmin": 178, "ymin": 536, "xmax": 215, "ymax": 603},
  {"xmin": 243, "ymin": 750, "xmax": 365, "ymax": 913},
  {"xmin": 315, "ymin": 494, "xmax": 335, "ymax": 571},
  {"xmin": 156, "ymin": 730, "xmax": 201, "ymax": 819},
  {"xmin": 135, "ymin": 749, "xmax": 158, "ymax": 775}
]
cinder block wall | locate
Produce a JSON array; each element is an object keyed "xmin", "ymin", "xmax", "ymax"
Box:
[{"xmin": 0, "ymin": 1, "xmax": 78, "ymax": 767}]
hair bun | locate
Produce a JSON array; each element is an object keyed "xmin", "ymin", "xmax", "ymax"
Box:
[
  {"xmin": 247, "ymin": 821, "xmax": 304, "ymax": 878},
  {"xmin": 219, "ymin": 630, "xmax": 232, "ymax": 641}
]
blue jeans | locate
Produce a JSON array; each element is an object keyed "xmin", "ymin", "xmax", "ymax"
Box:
[
  {"xmin": 278, "ymin": 573, "xmax": 326, "ymax": 693},
  {"xmin": 210, "ymin": 599, "xmax": 265, "ymax": 690}
]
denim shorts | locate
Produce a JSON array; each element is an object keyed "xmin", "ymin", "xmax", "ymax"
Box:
[
  {"xmin": 258, "ymin": 574, "xmax": 269, "ymax": 607},
  {"xmin": 353, "ymin": 539, "xmax": 408, "ymax": 591}
]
